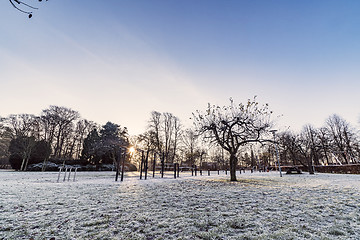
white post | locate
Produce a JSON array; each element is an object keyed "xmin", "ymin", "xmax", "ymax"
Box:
[
  {"xmin": 63, "ymin": 167, "xmax": 68, "ymax": 182},
  {"xmin": 57, "ymin": 167, "xmax": 63, "ymax": 183},
  {"xmin": 73, "ymin": 168, "xmax": 78, "ymax": 182},
  {"xmin": 68, "ymin": 168, "xmax": 72, "ymax": 181}
]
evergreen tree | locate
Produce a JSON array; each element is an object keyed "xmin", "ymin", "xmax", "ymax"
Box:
[
  {"xmin": 81, "ymin": 122, "xmax": 129, "ymax": 165},
  {"xmin": 81, "ymin": 129, "xmax": 102, "ymax": 165}
]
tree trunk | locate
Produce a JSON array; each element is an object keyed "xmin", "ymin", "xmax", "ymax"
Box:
[
  {"xmin": 24, "ymin": 157, "xmax": 30, "ymax": 171},
  {"xmin": 308, "ymin": 155, "xmax": 314, "ymax": 174},
  {"xmin": 42, "ymin": 158, "xmax": 48, "ymax": 171},
  {"xmin": 20, "ymin": 157, "xmax": 26, "ymax": 171},
  {"xmin": 323, "ymin": 149, "xmax": 330, "ymax": 165},
  {"xmin": 229, "ymin": 153, "xmax": 238, "ymax": 181}
]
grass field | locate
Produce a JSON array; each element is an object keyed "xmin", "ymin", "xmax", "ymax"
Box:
[{"xmin": 1, "ymin": 170, "xmax": 360, "ymax": 239}]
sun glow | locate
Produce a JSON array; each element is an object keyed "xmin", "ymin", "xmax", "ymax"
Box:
[{"xmin": 128, "ymin": 146, "xmax": 136, "ymax": 154}]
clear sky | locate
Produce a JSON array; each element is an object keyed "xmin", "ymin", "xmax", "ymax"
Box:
[{"xmin": 1, "ymin": 0, "xmax": 360, "ymax": 135}]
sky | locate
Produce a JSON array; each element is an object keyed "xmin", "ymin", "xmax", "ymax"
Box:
[{"xmin": 1, "ymin": 0, "xmax": 360, "ymax": 135}]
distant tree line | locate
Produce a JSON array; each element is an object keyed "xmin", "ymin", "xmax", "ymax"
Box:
[
  {"xmin": 132, "ymin": 111, "xmax": 207, "ymax": 170},
  {"xmin": 235, "ymin": 114, "xmax": 360, "ymax": 174},
  {"xmin": 1, "ymin": 101, "xmax": 359, "ymax": 179},
  {"xmin": 0, "ymin": 106, "xmax": 207, "ymax": 171},
  {"xmin": 276, "ymin": 114, "xmax": 360, "ymax": 172},
  {"xmin": 0, "ymin": 106, "xmax": 129, "ymax": 170}
]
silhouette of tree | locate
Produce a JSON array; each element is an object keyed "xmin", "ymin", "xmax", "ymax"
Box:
[
  {"xmin": 81, "ymin": 122, "xmax": 129, "ymax": 166},
  {"xmin": 8, "ymin": 136, "xmax": 50, "ymax": 171},
  {"xmin": 193, "ymin": 97, "xmax": 273, "ymax": 181},
  {"xmin": 81, "ymin": 129, "xmax": 102, "ymax": 166},
  {"xmin": 9, "ymin": 0, "xmax": 48, "ymax": 18},
  {"xmin": 146, "ymin": 111, "xmax": 182, "ymax": 164}
]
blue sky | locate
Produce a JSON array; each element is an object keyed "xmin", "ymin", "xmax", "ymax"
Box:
[{"xmin": 1, "ymin": 0, "xmax": 360, "ymax": 134}]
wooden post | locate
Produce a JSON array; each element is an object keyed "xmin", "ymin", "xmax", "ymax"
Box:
[
  {"xmin": 174, "ymin": 163, "xmax": 177, "ymax": 179},
  {"xmin": 121, "ymin": 150, "xmax": 126, "ymax": 181},
  {"xmin": 140, "ymin": 150, "xmax": 144, "ymax": 180},
  {"xmin": 177, "ymin": 163, "xmax": 180, "ymax": 178},
  {"xmin": 115, "ymin": 148, "xmax": 121, "ymax": 181},
  {"xmin": 161, "ymin": 152, "xmax": 165, "ymax": 178},
  {"xmin": 152, "ymin": 152, "xmax": 156, "ymax": 178},
  {"xmin": 145, "ymin": 149, "xmax": 149, "ymax": 180}
]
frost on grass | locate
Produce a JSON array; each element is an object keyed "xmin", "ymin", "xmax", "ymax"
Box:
[{"xmin": 1, "ymin": 171, "xmax": 360, "ymax": 239}]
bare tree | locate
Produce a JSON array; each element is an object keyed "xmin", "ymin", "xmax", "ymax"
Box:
[
  {"xmin": 148, "ymin": 111, "xmax": 162, "ymax": 154},
  {"xmin": 41, "ymin": 106, "xmax": 80, "ymax": 158},
  {"xmin": 326, "ymin": 114, "xmax": 358, "ymax": 164},
  {"xmin": 208, "ymin": 144, "xmax": 227, "ymax": 169},
  {"xmin": 193, "ymin": 97, "xmax": 273, "ymax": 181},
  {"xmin": 163, "ymin": 112, "xmax": 174, "ymax": 163},
  {"xmin": 5, "ymin": 114, "xmax": 40, "ymax": 170},
  {"xmin": 278, "ymin": 127, "xmax": 320, "ymax": 174},
  {"xmin": 171, "ymin": 115, "xmax": 181, "ymax": 164},
  {"xmin": 9, "ymin": 0, "xmax": 48, "ymax": 18},
  {"xmin": 0, "ymin": 118, "xmax": 13, "ymax": 166},
  {"xmin": 72, "ymin": 120, "xmax": 97, "ymax": 159},
  {"xmin": 146, "ymin": 111, "xmax": 182, "ymax": 163},
  {"xmin": 278, "ymin": 131, "xmax": 304, "ymax": 166},
  {"xmin": 162, "ymin": 113, "xmax": 182, "ymax": 163},
  {"xmin": 7, "ymin": 114, "xmax": 38, "ymax": 138},
  {"xmin": 182, "ymin": 128, "xmax": 200, "ymax": 167},
  {"xmin": 318, "ymin": 127, "xmax": 332, "ymax": 165},
  {"xmin": 298, "ymin": 125, "xmax": 321, "ymax": 174}
]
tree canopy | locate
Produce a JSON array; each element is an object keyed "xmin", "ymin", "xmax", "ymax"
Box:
[
  {"xmin": 193, "ymin": 97, "xmax": 273, "ymax": 181},
  {"xmin": 81, "ymin": 122, "xmax": 129, "ymax": 166}
]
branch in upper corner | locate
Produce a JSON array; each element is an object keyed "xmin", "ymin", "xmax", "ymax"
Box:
[{"xmin": 9, "ymin": 0, "xmax": 48, "ymax": 19}]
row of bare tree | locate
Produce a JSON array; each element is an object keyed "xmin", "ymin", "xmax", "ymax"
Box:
[
  {"xmin": 277, "ymin": 114, "xmax": 360, "ymax": 171},
  {"xmin": 230, "ymin": 114, "xmax": 360, "ymax": 175},
  {"xmin": 132, "ymin": 111, "xmax": 207, "ymax": 169}
]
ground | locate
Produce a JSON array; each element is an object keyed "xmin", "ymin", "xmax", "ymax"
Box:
[{"xmin": 1, "ymin": 170, "xmax": 360, "ymax": 240}]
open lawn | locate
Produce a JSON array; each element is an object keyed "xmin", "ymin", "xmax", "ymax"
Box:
[{"xmin": 1, "ymin": 170, "xmax": 360, "ymax": 239}]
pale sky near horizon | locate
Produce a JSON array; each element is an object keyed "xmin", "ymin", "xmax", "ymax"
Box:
[{"xmin": 1, "ymin": 0, "xmax": 360, "ymax": 135}]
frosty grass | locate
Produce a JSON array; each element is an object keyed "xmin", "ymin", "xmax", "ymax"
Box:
[{"xmin": 1, "ymin": 170, "xmax": 360, "ymax": 240}]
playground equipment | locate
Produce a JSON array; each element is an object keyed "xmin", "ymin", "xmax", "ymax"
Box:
[{"xmin": 57, "ymin": 167, "xmax": 78, "ymax": 182}]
